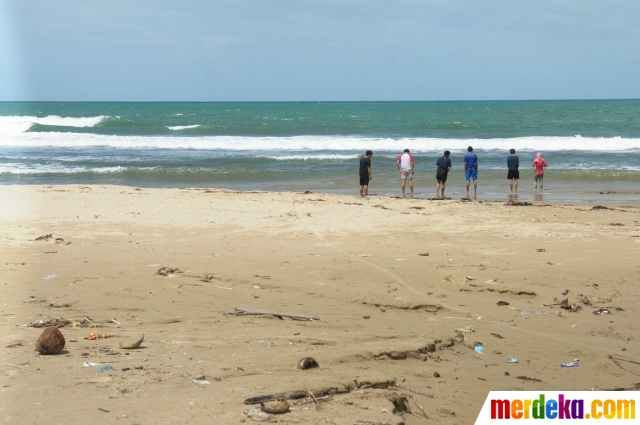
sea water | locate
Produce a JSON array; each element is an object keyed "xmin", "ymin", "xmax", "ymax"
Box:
[{"xmin": 1, "ymin": 101, "xmax": 639, "ymax": 201}]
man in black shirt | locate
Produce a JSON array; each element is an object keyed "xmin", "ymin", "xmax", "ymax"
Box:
[
  {"xmin": 359, "ymin": 150, "xmax": 373, "ymax": 197},
  {"xmin": 507, "ymin": 148, "xmax": 520, "ymax": 193},
  {"xmin": 435, "ymin": 151, "xmax": 452, "ymax": 198}
]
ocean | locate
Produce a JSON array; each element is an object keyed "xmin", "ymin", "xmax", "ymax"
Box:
[{"xmin": 1, "ymin": 101, "xmax": 639, "ymax": 201}]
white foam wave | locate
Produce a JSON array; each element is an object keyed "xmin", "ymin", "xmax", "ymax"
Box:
[
  {"xmin": 1, "ymin": 133, "xmax": 640, "ymax": 152},
  {"xmin": 0, "ymin": 115, "xmax": 108, "ymax": 135},
  {"xmin": 166, "ymin": 125, "xmax": 201, "ymax": 130},
  {"xmin": 263, "ymin": 154, "xmax": 360, "ymax": 160},
  {"xmin": 0, "ymin": 165, "xmax": 130, "ymax": 175}
]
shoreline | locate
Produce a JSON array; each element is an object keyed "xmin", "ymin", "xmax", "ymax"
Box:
[{"xmin": 2, "ymin": 185, "xmax": 639, "ymax": 424}]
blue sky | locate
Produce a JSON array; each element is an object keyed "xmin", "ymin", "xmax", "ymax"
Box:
[{"xmin": 1, "ymin": 0, "xmax": 639, "ymax": 101}]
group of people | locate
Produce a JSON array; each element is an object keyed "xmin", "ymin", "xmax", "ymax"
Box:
[{"xmin": 358, "ymin": 147, "xmax": 549, "ymax": 198}]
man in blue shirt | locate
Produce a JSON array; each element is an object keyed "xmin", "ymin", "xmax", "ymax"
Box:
[
  {"xmin": 435, "ymin": 150, "xmax": 452, "ymax": 198},
  {"xmin": 463, "ymin": 146, "xmax": 478, "ymax": 198}
]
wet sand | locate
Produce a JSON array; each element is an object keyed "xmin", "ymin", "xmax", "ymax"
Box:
[{"xmin": 1, "ymin": 185, "xmax": 639, "ymax": 424}]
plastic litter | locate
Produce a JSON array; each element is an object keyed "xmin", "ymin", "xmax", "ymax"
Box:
[
  {"xmin": 521, "ymin": 310, "xmax": 542, "ymax": 318},
  {"xmin": 561, "ymin": 361, "xmax": 580, "ymax": 368},
  {"xmin": 98, "ymin": 365, "xmax": 115, "ymax": 372},
  {"xmin": 474, "ymin": 345, "xmax": 485, "ymax": 355},
  {"xmin": 41, "ymin": 274, "xmax": 58, "ymax": 280},
  {"xmin": 506, "ymin": 358, "xmax": 519, "ymax": 363},
  {"xmin": 246, "ymin": 408, "xmax": 273, "ymax": 421},
  {"xmin": 83, "ymin": 362, "xmax": 100, "ymax": 367}
]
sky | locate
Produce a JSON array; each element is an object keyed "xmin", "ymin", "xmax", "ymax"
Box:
[{"xmin": 1, "ymin": 0, "xmax": 639, "ymax": 101}]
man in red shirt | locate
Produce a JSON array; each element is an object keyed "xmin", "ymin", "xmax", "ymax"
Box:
[
  {"xmin": 396, "ymin": 149, "xmax": 415, "ymax": 198},
  {"xmin": 532, "ymin": 152, "xmax": 548, "ymax": 190}
]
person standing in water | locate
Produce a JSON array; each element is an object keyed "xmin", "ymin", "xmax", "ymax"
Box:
[
  {"xmin": 435, "ymin": 150, "xmax": 452, "ymax": 198},
  {"xmin": 532, "ymin": 152, "xmax": 548, "ymax": 190},
  {"xmin": 396, "ymin": 149, "xmax": 415, "ymax": 198},
  {"xmin": 359, "ymin": 150, "xmax": 373, "ymax": 197},
  {"xmin": 507, "ymin": 149, "xmax": 519, "ymax": 193},
  {"xmin": 463, "ymin": 146, "xmax": 478, "ymax": 198}
]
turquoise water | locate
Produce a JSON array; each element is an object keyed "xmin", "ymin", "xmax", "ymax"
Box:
[{"xmin": 1, "ymin": 101, "xmax": 639, "ymax": 200}]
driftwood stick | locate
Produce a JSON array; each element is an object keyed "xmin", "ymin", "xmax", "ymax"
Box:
[{"xmin": 224, "ymin": 307, "xmax": 320, "ymax": 321}]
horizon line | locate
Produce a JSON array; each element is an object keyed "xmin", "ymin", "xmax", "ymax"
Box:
[{"xmin": 1, "ymin": 98, "xmax": 639, "ymax": 103}]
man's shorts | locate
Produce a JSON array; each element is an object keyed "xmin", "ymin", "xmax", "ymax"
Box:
[
  {"xmin": 465, "ymin": 168, "xmax": 478, "ymax": 181},
  {"xmin": 436, "ymin": 170, "xmax": 448, "ymax": 183},
  {"xmin": 359, "ymin": 176, "xmax": 369, "ymax": 186},
  {"xmin": 400, "ymin": 169, "xmax": 413, "ymax": 180},
  {"xmin": 534, "ymin": 174, "xmax": 544, "ymax": 182},
  {"xmin": 507, "ymin": 170, "xmax": 520, "ymax": 180}
]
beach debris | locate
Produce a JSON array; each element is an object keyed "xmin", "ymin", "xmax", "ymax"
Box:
[
  {"xmin": 593, "ymin": 308, "xmax": 611, "ymax": 316},
  {"xmin": 83, "ymin": 362, "xmax": 100, "ymax": 367},
  {"xmin": 5, "ymin": 342, "xmax": 24, "ymax": 349},
  {"xmin": 252, "ymin": 285, "xmax": 261, "ymax": 289},
  {"xmin": 418, "ymin": 253, "xmax": 429, "ymax": 256},
  {"xmin": 464, "ymin": 275, "xmax": 475, "ymax": 284},
  {"xmin": 433, "ymin": 372, "xmax": 441, "ymax": 378},
  {"xmin": 521, "ymin": 310, "xmax": 542, "ymax": 318},
  {"xmin": 494, "ymin": 351, "xmax": 502, "ymax": 354},
  {"xmin": 504, "ymin": 372, "xmax": 510, "ymax": 376},
  {"xmin": 484, "ymin": 279, "xmax": 497, "ymax": 283},
  {"xmin": 246, "ymin": 408, "xmax": 275, "ymax": 422},
  {"xmin": 296, "ymin": 357, "xmax": 319, "ymax": 370},
  {"xmin": 98, "ymin": 365, "xmax": 115, "ymax": 372},
  {"xmin": 536, "ymin": 248, "xmax": 545, "ymax": 252},
  {"xmin": 24, "ymin": 317, "xmax": 71, "ymax": 328},
  {"xmin": 490, "ymin": 333, "xmax": 504, "ymax": 339},
  {"xmin": 562, "ymin": 289, "xmax": 569, "ymax": 295},
  {"xmin": 615, "ymin": 307, "xmax": 625, "ymax": 311},
  {"xmin": 98, "ymin": 333, "xmax": 107, "ymax": 339},
  {"xmin": 474, "ymin": 345, "xmax": 485, "ymax": 355},
  {"xmin": 456, "ymin": 325, "xmax": 475, "ymax": 334},
  {"xmin": 119, "ymin": 334, "xmax": 144, "ymax": 349},
  {"xmin": 506, "ymin": 358, "xmax": 519, "ymax": 363},
  {"xmin": 386, "ymin": 393, "xmax": 411, "ymax": 415},
  {"xmin": 260, "ymin": 400, "xmax": 290, "ymax": 415},
  {"xmin": 610, "ymin": 223, "xmax": 624, "ymax": 226},
  {"xmin": 35, "ymin": 234, "xmax": 54, "ymax": 241},
  {"xmin": 561, "ymin": 361, "xmax": 580, "ymax": 368},
  {"xmin": 254, "ymin": 274, "xmax": 271, "ymax": 279},
  {"xmin": 363, "ymin": 315, "xmax": 371, "ymax": 319},
  {"xmin": 36, "ymin": 326, "xmax": 65, "ymax": 354},
  {"xmin": 516, "ymin": 376, "xmax": 542, "ymax": 383},
  {"xmin": 497, "ymin": 301, "xmax": 509, "ymax": 306},
  {"xmin": 224, "ymin": 306, "xmax": 320, "ymax": 321},
  {"xmin": 590, "ymin": 205, "xmax": 609, "ymax": 211},
  {"xmin": 157, "ymin": 267, "xmax": 181, "ymax": 276},
  {"xmin": 55, "ymin": 238, "xmax": 71, "ymax": 246},
  {"xmin": 87, "ymin": 333, "xmax": 97, "ymax": 340},
  {"xmin": 245, "ymin": 392, "xmax": 308, "ymax": 405},
  {"xmin": 444, "ymin": 275, "xmax": 456, "ymax": 282},
  {"xmin": 41, "ymin": 273, "xmax": 58, "ymax": 280}
]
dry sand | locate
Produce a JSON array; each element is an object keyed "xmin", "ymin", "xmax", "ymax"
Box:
[{"xmin": 1, "ymin": 185, "xmax": 640, "ymax": 424}]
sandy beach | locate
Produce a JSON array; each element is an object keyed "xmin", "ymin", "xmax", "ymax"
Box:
[{"xmin": 1, "ymin": 185, "xmax": 640, "ymax": 424}]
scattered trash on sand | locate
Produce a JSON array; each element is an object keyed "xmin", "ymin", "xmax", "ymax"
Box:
[
  {"xmin": 36, "ymin": 326, "xmax": 65, "ymax": 354},
  {"xmin": 224, "ymin": 306, "xmax": 320, "ymax": 321},
  {"xmin": 433, "ymin": 372, "xmax": 441, "ymax": 378},
  {"xmin": 536, "ymin": 248, "xmax": 546, "ymax": 252},
  {"xmin": 41, "ymin": 273, "xmax": 58, "ymax": 280},
  {"xmin": 490, "ymin": 333, "xmax": 503, "ymax": 339},
  {"xmin": 455, "ymin": 325, "xmax": 475, "ymax": 334},
  {"xmin": 83, "ymin": 362, "xmax": 100, "ymax": 367},
  {"xmin": 261, "ymin": 400, "xmax": 290, "ymax": 414},
  {"xmin": 521, "ymin": 310, "xmax": 542, "ymax": 318},
  {"xmin": 561, "ymin": 361, "xmax": 580, "ymax": 368},
  {"xmin": 444, "ymin": 275, "xmax": 456, "ymax": 282},
  {"xmin": 246, "ymin": 408, "xmax": 274, "ymax": 422},
  {"xmin": 35, "ymin": 234, "xmax": 53, "ymax": 241},
  {"xmin": 418, "ymin": 253, "xmax": 429, "ymax": 256},
  {"xmin": 86, "ymin": 333, "xmax": 97, "ymax": 340},
  {"xmin": 363, "ymin": 315, "xmax": 371, "ymax": 319},
  {"xmin": 593, "ymin": 308, "xmax": 611, "ymax": 315},
  {"xmin": 615, "ymin": 307, "xmax": 625, "ymax": 311},
  {"xmin": 506, "ymin": 358, "xmax": 519, "ymax": 363},
  {"xmin": 497, "ymin": 301, "xmax": 509, "ymax": 306},
  {"xmin": 474, "ymin": 345, "xmax": 485, "ymax": 355},
  {"xmin": 98, "ymin": 365, "xmax": 115, "ymax": 372},
  {"xmin": 484, "ymin": 279, "xmax": 497, "ymax": 283},
  {"xmin": 119, "ymin": 334, "xmax": 144, "ymax": 349},
  {"xmin": 157, "ymin": 267, "xmax": 181, "ymax": 276},
  {"xmin": 562, "ymin": 289, "xmax": 569, "ymax": 295},
  {"xmin": 296, "ymin": 357, "xmax": 319, "ymax": 370},
  {"xmin": 516, "ymin": 376, "xmax": 542, "ymax": 383}
]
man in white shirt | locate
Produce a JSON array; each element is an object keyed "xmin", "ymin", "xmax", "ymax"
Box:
[{"xmin": 396, "ymin": 149, "xmax": 415, "ymax": 198}]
